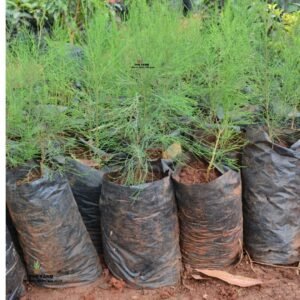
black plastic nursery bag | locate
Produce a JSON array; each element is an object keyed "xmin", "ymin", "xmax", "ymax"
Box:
[
  {"xmin": 6, "ymin": 207, "xmax": 25, "ymax": 266},
  {"xmin": 172, "ymin": 167, "xmax": 243, "ymax": 269},
  {"xmin": 242, "ymin": 127, "xmax": 300, "ymax": 264},
  {"xmin": 64, "ymin": 158, "xmax": 104, "ymax": 253},
  {"xmin": 100, "ymin": 173, "xmax": 182, "ymax": 289},
  {"xmin": 6, "ymin": 166, "xmax": 102, "ymax": 288},
  {"xmin": 6, "ymin": 226, "xmax": 26, "ymax": 300}
]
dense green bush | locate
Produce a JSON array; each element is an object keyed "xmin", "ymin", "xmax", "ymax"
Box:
[
  {"xmin": 83, "ymin": 0, "xmax": 199, "ymax": 184},
  {"xmin": 6, "ymin": 0, "xmax": 300, "ymax": 183},
  {"xmin": 6, "ymin": 0, "xmax": 106, "ymax": 42},
  {"xmin": 6, "ymin": 28, "xmax": 83, "ymax": 171}
]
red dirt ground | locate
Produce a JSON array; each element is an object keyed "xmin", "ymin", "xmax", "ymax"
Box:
[{"xmin": 21, "ymin": 257, "xmax": 300, "ymax": 300}]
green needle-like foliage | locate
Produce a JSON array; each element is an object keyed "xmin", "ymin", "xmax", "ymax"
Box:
[
  {"xmin": 185, "ymin": 0, "xmax": 260, "ymax": 176},
  {"xmin": 6, "ymin": 0, "xmax": 299, "ymax": 184},
  {"xmin": 251, "ymin": 1, "xmax": 300, "ymax": 142},
  {"xmin": 7, "ymin": 31, "xmax": 41, "ymax": 168},
  {"xmin": 276, "ymin": 32, "xmax": 300, "ymax": 131},
  {"xmin": 83, "ymin": 0, "xmax": 198, "ymax": 185},
  {"xmin": 7, "ymin": 27, "xmax": 84, "ymax": 175}
]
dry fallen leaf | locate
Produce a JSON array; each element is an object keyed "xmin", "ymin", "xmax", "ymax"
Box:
[
  {"xmin": 194, "ymin": 269, "xmax": 263, "ymax": 287},
  {"xmin": 191, "ymin": 274, "xmax": 204, "ymax": 280}
]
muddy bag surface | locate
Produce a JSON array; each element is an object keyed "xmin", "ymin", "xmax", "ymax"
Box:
[
  {"xmin": 172, "ymin": 169, "xmax": 243, "ymax": 269},
  {"xmin": 6, "ymin": 168, "xmax": 102, "ymax": 288},
  {"xmin": 100, "ymin": 174, "xmax": 181, "ymax": 289},
  {"xmin": 242, "ymin": 128, "xmax": 300, "ymax": 264},
  {"xmin": 64, "ymin": 158, "xmax": 104, "ymax": 253},
  {"xmin": 6, "ymin": 227, "xmax": 26, "ymax": 300}
]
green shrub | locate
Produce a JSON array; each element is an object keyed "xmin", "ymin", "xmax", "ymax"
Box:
[
  {"xmin": 6, "ymin": 0, "xmax": 299, "ymax": 180},
  {"xmin": 83, "ymin": 0, "xmax": 198, "ymax": 185},
  {"xmin": 180, "ymin": 0, "xmax": 262, "ymax": 176},
  {"xmin": 6, "ymin": 27, "xmax": 83, "ymax": 173}
]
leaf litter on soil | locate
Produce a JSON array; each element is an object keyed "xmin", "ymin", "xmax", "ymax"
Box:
[{"xmin": 192, "ymin": 269, "xmax": 263, "ymax": 288}]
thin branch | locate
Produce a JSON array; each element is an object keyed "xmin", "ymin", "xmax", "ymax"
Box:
[{"xmin": 206, "ymin": 127, "xmax": 223, "ymax": 182}]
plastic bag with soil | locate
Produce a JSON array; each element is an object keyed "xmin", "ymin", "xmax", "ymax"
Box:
[
  {"xmin": 63, "ymin": 158, "xmax": 104, "ymax": 253},
  {"xmin": 100, "ymin": 167, "xmax": 181, "ymax": 289},
  {"xmin": 6, "ymin": 226, "xmax": 26, "ymax": 300},
  {"xmin": 172, "ymin": 159, "xmax": 243, "ymax": 269},
  {"xmin": 6, "ymin": 165, "xmax": 102, "ymax": 288},
  {"xmin": 7, "ymin": 206, "xmax": 26, "ymax": 265},
  {"xmin": 242, "ymin": 127, "xmax": 300, "ymax": 264}
]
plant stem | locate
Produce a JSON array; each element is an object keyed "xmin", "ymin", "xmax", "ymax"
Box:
[
  {"xmin": 71, "ymin": 0, "xmax": 81, "ymax": 44},
  {"xmin": 291, "ymin": 106, "xmax": 296, "ymax": 130},
  {"xmin": 206, "ymin": 127, "xmax": 223, "ymax": 182},
  {"xmin": 40, "ymin": 140, "xmax": 45, "ymax": 176}
]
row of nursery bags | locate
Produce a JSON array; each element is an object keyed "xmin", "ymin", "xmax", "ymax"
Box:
[{"xmin": 6, "ymin": 127, "xmax": 300, "ymax": 298}]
